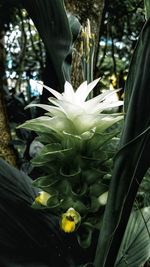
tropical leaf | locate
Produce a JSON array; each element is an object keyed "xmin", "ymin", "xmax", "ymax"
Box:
[
  {"xmin": 21, "ymin": 0, "xmax": 72, "ymax": 89},
  {"xmin": 115, "ymin": 208, "xmax": 150, "ymax": 267},
  {"xmin": 94, "ymin": 19, "xmax": 150, "ymax": 267},
  {"xmin": 0, "ymin": 159, "xmax": 75, "ymax": 266}
]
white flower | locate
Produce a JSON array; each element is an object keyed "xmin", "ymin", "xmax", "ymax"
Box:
[{"xmin": 25, "ymin": 78, "xmax": 123, "ymax": 135}]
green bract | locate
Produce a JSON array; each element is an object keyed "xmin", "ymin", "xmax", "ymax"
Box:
[{"xmin": 19, "ymin": 78, "xmax": 123, "ymax": 248}]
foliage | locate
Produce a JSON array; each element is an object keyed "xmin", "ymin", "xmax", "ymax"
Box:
[
  {"xmin": 20, "ymin": 0, "xmax": 72, "ymax": 91},
  {"xmin": 94, "ymin": 18, "xmax": 150, "ymax": 267},
  {"xmin": 115, "ymin": 207, "xmax": 150, "ymax": 267}
]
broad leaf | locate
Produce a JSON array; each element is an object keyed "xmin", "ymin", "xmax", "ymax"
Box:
[
  {"xmin": 21, "ymin": 0, "xmax": 72, "ymax": 89},
  {"xmin": 115, "ymin": 208, "xmax": 150, "ymax": 267},
  {"xmin": 94, "ymin": 19, "xmax": 150, "ymax": 267}
]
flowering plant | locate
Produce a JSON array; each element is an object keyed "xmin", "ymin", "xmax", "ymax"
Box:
[{"xmin": 19, "ymin": 78, "xmax": 123, "ymax": 247}]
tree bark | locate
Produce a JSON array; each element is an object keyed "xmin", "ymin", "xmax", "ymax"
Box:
[
  {"xmin": 0, "ymin": 33, "xmax": 17, "ymax": 166},
  {"xmin": 64, "ymin": 0, "xmax": 105, "ymax": 88}
]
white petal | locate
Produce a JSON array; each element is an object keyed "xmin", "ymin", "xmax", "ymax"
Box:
[
  {"xmin": 75, "ymin": 78, "xmax": 100, "ymax": 103},
  {"xmin": 41, "ymin": 83, "xmax": 63, "ymax": 100},
  {"xmin": 25, "ymin": 103, "xmax": 66, "ymax": 117},
  {"xmin": 32, "ymin": 116, "xmax": 76, "ymax": 134},
  {"xmin": 84, "ymin": 89, "xmax": 120, "ymax": 110},
  {"xmin": 86, "ymin": 78, "xmax": 101, "ymax": 97},
  {"xmin": 95, "ymin": 114, "xmax": 123, "ymax": 132},
  {"xmin": 75, "ymin": 81, "xmax": 88, "ymax": 102},
  {"xmin": 92, "ymin": 101, "xmax": 123, "ymax": 114},
  {"xmin": 73, "ymin": 114, "xmax": 102, "ymax": 134},
  {"xmin": 63, "ymin": 81, "xmax": 75, "ymax": 102},
  {"xmin": 49, "ymin": 98, "xmax": 84, "ymax": 120}
]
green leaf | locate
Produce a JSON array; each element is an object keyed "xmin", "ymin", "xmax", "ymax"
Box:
[
  {"xmin": 21, "ymin": 0, "xmax": 72, "ymax": 89},
  {"xmin": 62, "ymin": 131, "xmax": 82, "ymax": 149},
  {"xmin": 115, "ymin": 208, "xmax": 150, "ymax": 267},
  {"xmin": 94, "ymin": 19, "xmax": 150, "ymax": 267},
  {"xmin": 35, "ymin": 133, "xmax": 58, "ymax": 144},
  {"xmin": 144, "ymin": 0, "xmax": 150, "ymax": 20},
  {"xmin": 60, "ymin": 197, "xmax": 75, "ymax": 210},
  {"xmin": 53, "ymin": 179, "xmax": 71, "ymax": 196},
  {"xmin": 32, "ymin": 175, "xmax": 60, "ymax": 191},
  {"xmin": 71, "ymin": 182, "xmax": 87, "ymax": 197},
  {"xmin": 31, "ymin": 143, "xmax": 71, "ymax": 166},
  {"xmin": 67, "ymin": 13, "xmax": 81, "ymax": 42},
  {"xmin": 47, "ymin": 195, "xmax": 60, "ymax": 209},
  {"xmin": 60, "ymin": 165, "xmax": 81, "ymax": 177},
  {"xmin": 77, "ymin": 222, "xmax": 94, "ymax": 248},
  {"xmin": 87, "ymin": 131, "xmax": 119, "ymax": 154}
]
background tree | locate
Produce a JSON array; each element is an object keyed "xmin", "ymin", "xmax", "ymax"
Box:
[
  {"xmin": 97, "ymin": 0, "xmax": 145, "ymax": 90},
  {"xmin": 0, "ymin": 1, "xmax": 18, "ymax": 165}
]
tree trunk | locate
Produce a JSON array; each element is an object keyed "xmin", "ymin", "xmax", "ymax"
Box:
[
  {"xmin": 0, "ymin": 33, "xmax": 17, "ymax": 166},
  {"xmin": 64, "ymin": 0, "xmax": 105, "ymax": 88}
]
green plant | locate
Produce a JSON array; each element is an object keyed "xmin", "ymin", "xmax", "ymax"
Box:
[{"xmin": 19, "ymin": 78, "xmax": 123, "ymax": 248}]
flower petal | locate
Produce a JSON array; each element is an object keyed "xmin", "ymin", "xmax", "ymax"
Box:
[
  {"xmin": 86, "ymin": 78, "xmax": 101, "ymax": 97},
  {"xmin": 92, "ymin": 100, "xmax": 123, "ymax": 114},
  {"xmin": 25, "ymin": 103, "xmax": 66, "ymax": 117},
  {"xmin": 75, "ymin": 78, "xmax": 100, "ymax": 103},
  {"xmin": 95, "ymin": 114, "xmax": 123, "ymax": 132},
  {"xmin": 75, "ymin": 81, "xmax": 88, "ymax": 102},
  {"xmin": 84, "ymin": 89, "xmax": 121, "ymax": 110},
  {"xmin": 63, "ymin": 81, "xmax": 75, "ymax": 102},
  {"xmin": 73, "ymin": 114, "xmax": 104, "ymax": 134},
  {"xmin": 49, "ymin": 98, "xmax": 85, "ymax": 120},
  {"xmin": 42, "ymin": 83, "xmax": 63, "ymax": 100}
]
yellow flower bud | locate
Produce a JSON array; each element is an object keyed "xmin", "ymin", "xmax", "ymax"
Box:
[
  {"xmin": 60, "ymin": 208, "xmax": 81, "ymax": 233},
  {"xmin": 35, "ymin": 191, "xmax": 51, "ymax": 206},
  {"xmin": 61, "ymin": 216, "xmax": 76, "ymax": 233}
]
